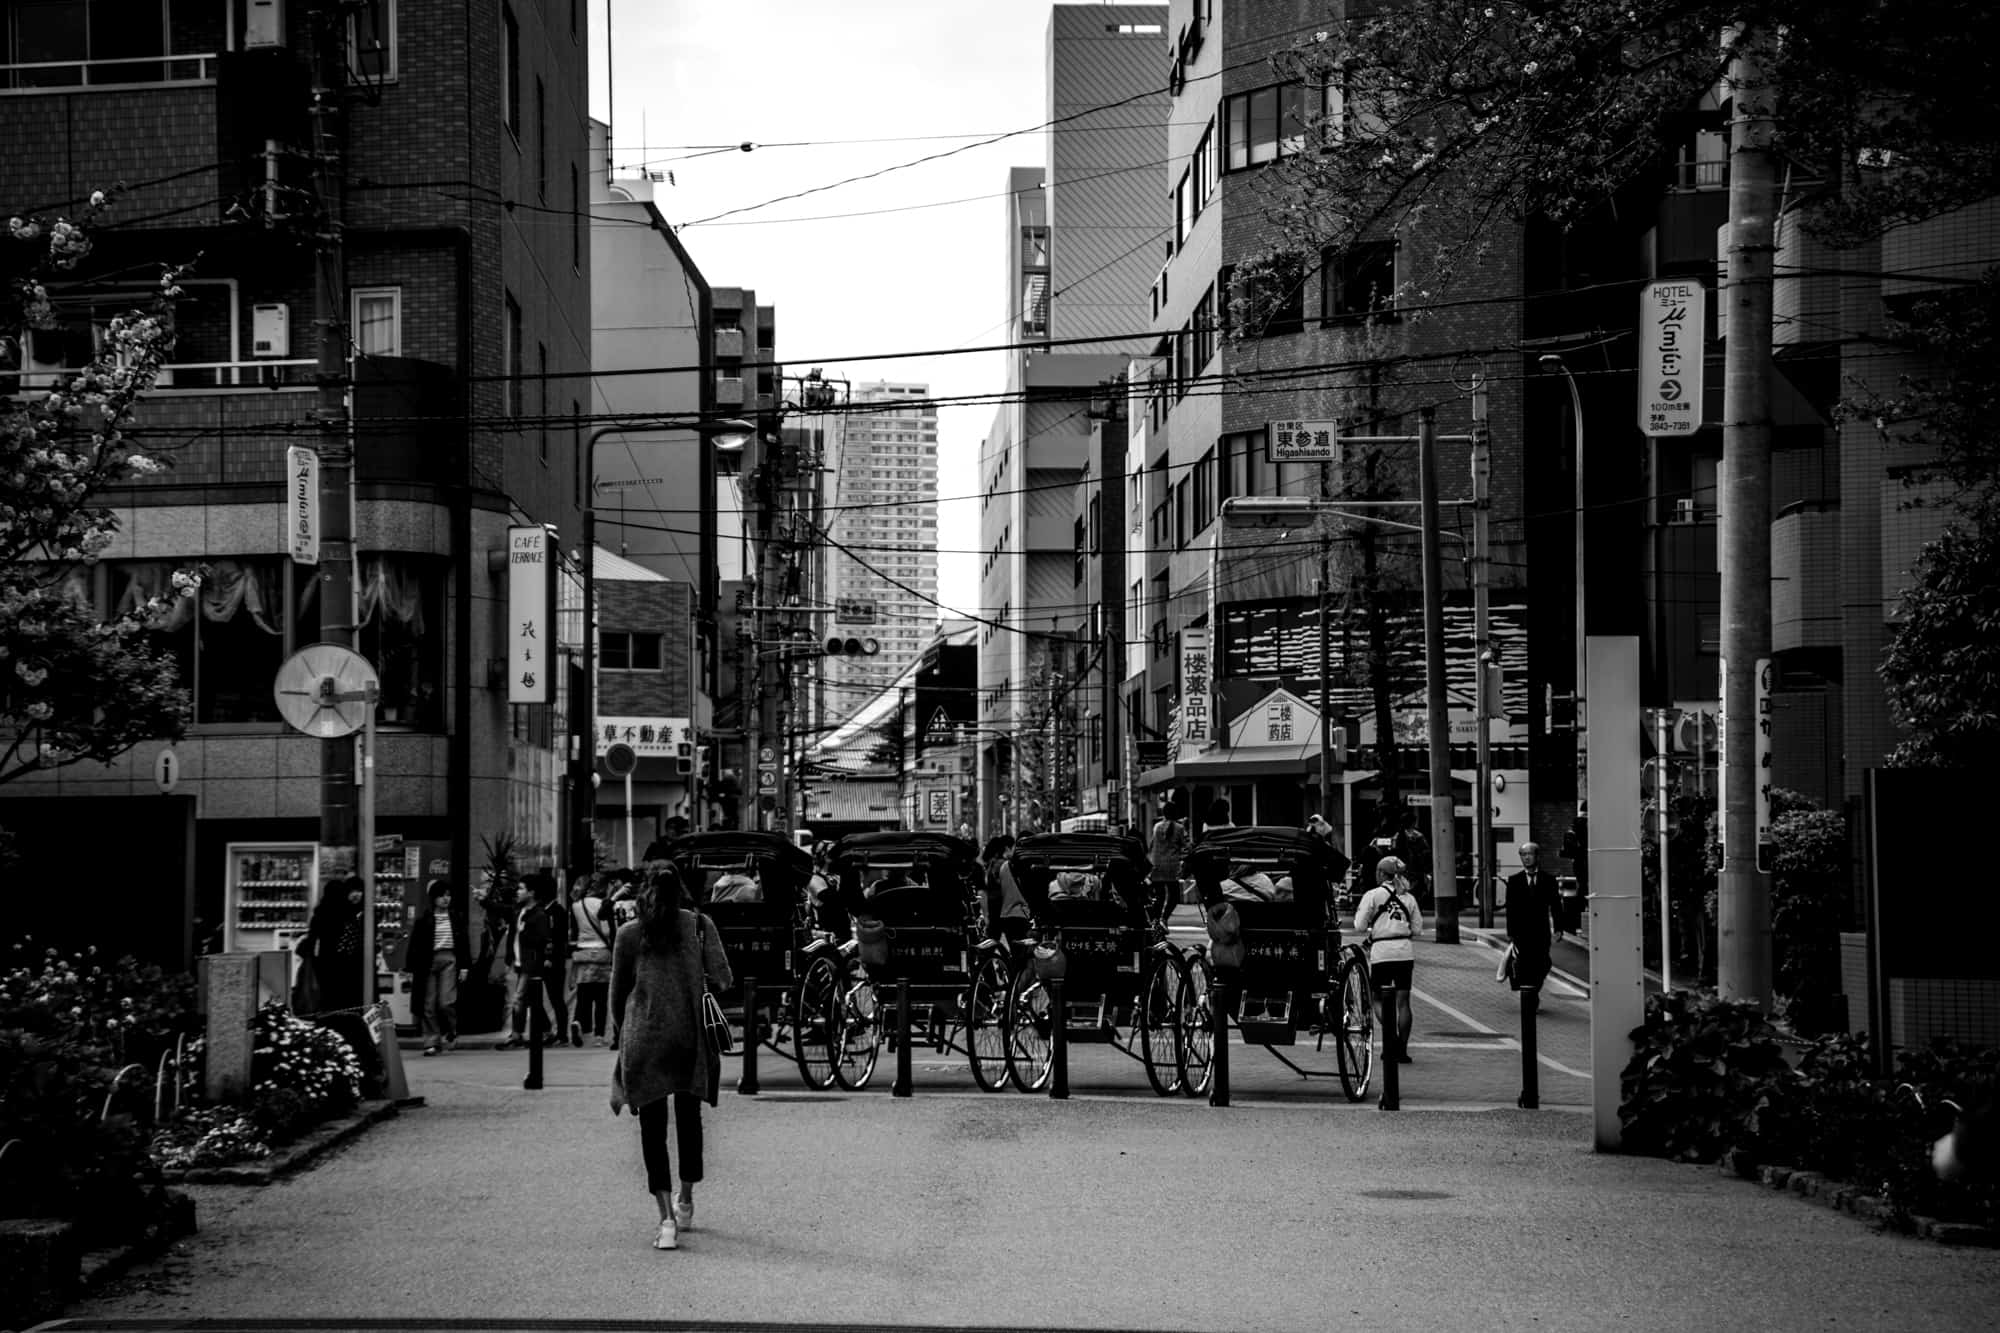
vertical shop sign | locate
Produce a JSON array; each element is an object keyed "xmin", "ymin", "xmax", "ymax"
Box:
[
  {"xmin": 285, "ymin": 447, "xmax": 319, "ymax": 564},
  {"xmin": 1180, "ymin": 628, "xmax": 1210, "ymax": 749},
  {"xmin": 508, "ymin": 525, "xmax": 552, "ymax": 704}
]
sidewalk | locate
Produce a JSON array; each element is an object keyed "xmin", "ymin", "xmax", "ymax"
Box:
[{"xmin": 56, "ymin": 1043, "xmax": 2000, "ymax": 1332}]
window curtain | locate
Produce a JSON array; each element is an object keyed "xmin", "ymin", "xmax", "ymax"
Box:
[
  {"xmin": 356, "ymin": 555, "xmax": 427, "ymax": 634},
  {"xmin": 199, "ymin": 559, "xmax": 284, "ymax": 633}
]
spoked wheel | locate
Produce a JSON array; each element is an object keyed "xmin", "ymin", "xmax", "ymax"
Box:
[
  {"xmin": 791, "ymin": 955, "xmax": 839, "ymax": 1090},
  {"xmin": 966, "ymin": 950, "xmax": 1014, "ymax": 1093},
  {"xmin": 1139, "ymin": 953, "xmax": 1185, "ymax": 1096},
  {"xmin": 1006, "ymin": 967, "xmax": 1053, "ymax": 1092},
  {"xmin": 1179, "ymin": 951, "xmax": 1215, "ymax": 1097},
  {"xmin": 830, "ymin": 973, "xmax": 880, "ymax": 1091},
  {"xmin": 1334, "ymin": 952, "xmax": 1375, "ymax": 1102}
]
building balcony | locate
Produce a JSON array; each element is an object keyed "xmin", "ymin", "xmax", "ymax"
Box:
[{"xmin": 714, "ymin": 327, "xmax": 744, "ymax": 359}]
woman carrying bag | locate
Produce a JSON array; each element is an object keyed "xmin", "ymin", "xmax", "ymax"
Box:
[{"xmin": 608, "ymin": 861, "xmax": 733, "ymax": 1251}]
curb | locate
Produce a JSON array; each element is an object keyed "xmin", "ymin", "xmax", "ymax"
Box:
[
  {"xmin": 1716, "ymin": 1146, "xmax": 2000, "ymax": 1247},
  {"xmin": 1456, "ymin": 925, "xmax": 1591, "ymax": 996},
  {"xmin": 0, "ymin": 1190, "xmax": 195, "ymax": 1329},
  {"xmin": 159, "ymin": 1099, "xmax": 400, "ymax": 1186}
]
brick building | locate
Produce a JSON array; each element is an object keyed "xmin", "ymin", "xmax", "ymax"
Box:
[{"xmin": 0, "ymin": 0, "xmax": 589, "ymax": 966}]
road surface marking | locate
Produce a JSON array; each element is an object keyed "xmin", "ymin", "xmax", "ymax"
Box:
[{"xmin": 1412, "ymin": 985, "xmax": 1590, "ymax": 1081}]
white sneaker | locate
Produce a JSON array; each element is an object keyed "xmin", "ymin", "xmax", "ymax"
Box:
[
  {"xmin": 653, "ymin": 1217, "xmax": 679, "ymax": 1250},
  {"xmin": 673, "ymin": 1196, "xmax": 693, "ymax": 1230}
]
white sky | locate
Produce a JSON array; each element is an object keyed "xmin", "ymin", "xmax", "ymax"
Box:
[{"xmin": 590, "ymin": 0, "xmax": 1162, "ymax": 618}]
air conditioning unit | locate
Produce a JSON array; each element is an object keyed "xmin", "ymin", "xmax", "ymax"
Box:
[
  {"xmin": 245, "ymin": 0, "xmax": 285, "ymax": 48},
  {"xmin": 1672, "ymin": 498, "xmax": 1698, "ymax": 525},
  {"xmin": 251, "ymin": 304, "xmax": 291, "ymax": 357},
  {"xmin": 715, "ymin": 376, "xmax": 745, "ymax": 405}
]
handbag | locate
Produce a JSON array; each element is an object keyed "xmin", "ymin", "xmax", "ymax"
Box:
[
  {"xmin": 696, "ymin": 917, "xmax": 735, "ymax": 1056},
  {"xmin": 290, "ymin": 951, "xmax": 321, "ymax": 1014}
]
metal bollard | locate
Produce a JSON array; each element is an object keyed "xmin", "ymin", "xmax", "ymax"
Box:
[
  {"xmin": 1209, "ymin": 975, "xmax": 1231, "ymax": 1108},
  {"xmin": 1050, "ymin": 977, "xmax": 1069, "ymax": 1100},
  {"xmin": 892, "ymin": 978, "xmax": 913, "ymax": 1098},
  {"xmin": 737, "ymin": 977, "xmax": 760, "ymax": 1095},
  {"xmin": 524, "ymin": 976, "xmax": 544, "ymax": 1092},
  {"xmin": 1518, "ymin": 985, "xmax": 1540, "ymax": 1109},
  {"xmin": 1377, "ymin": 985, "xmax": 1399, "ymax": 1111}
]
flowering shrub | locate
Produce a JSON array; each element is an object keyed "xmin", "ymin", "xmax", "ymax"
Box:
[
  {"xmin": 149, "ymin": 1106, "xmax": 272, "ymax": 1171},
  {"xmin": 0, "ymin": 939, "xmax": 198, "ymax": 1065},
  {"xmin": 251, "ymin": 1002, "xmax": 362, "ymax": 1114}
]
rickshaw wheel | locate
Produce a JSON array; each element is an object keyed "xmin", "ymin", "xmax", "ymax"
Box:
[
  {"xmin": 1005, "ymin": 966, "xmax": 1053, "ymax": 1092},
  {"xmin": 1179, "ymin": 951, "xmax": 1215, "ymax": 1097},
  {"xmin": 830, "ymin": 973, "xmax": 880, "ymax": 1091},
  {"xmin": 791, "ymin": 955, "xmax": 839, "ymax": 1090},
  {"xmin": 1334, "ymin": 950, "xmax": 1375, "ymax": 1102},
  {"xmin": 1139, "ymin": 952, "xmax": 1185, "ymax": 1096},
  {"xmin": 966, "ymin": 950, "xmax": 1013, "ymax": 1093}
]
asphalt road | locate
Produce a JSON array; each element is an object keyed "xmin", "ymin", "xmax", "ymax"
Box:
[{"xmin": 48, "ymin": 939, "xmax": 2000, "ymax": 1333}]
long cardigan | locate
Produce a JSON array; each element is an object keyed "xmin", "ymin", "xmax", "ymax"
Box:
[{"xmin": 609, "ymin": 911, "xmax": 733, "ymax": 1111}]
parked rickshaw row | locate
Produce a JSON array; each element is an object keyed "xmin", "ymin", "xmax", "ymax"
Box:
[{"xmin": 646, "ymin": 826, "xmax": 1382, "ymax": 1103}]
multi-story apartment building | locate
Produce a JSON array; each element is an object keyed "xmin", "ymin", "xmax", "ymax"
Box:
[
  {"xmin": 823, "ymin": 381, "xmax": 939, "ymax": 707},
  {"xmin": 978, "ymin": 5, "xmax": 1168, "ymax": 837},
  {"xmin": 0, "ymin": 0, "xmax": 589, "ymax": 967},
  {"xmin": 1128, "ymin": 0, "xmax": 1536, "ymax": 864}
]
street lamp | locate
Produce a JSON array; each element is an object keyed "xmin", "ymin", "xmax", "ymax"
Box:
[
  {"xmin": 1539, "ymin": 353, "xmax": 1586, "ymax": 839},
  {"xmin": 571, "ymin": 417, "xmax": 753, "ymax": 882}
]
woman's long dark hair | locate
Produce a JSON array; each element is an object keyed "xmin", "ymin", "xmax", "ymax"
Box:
[{"xmin": 636, "ymin": 860, "xmax": 692, "ymax": 951}]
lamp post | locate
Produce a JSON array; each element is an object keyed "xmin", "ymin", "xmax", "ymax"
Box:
[
  {"xmin": 1540, "ymin": 354, "xmax": 1586, "ymax": 824},
  {"xmin": 573, "ymin": 417, "xmax": 752, "ymax": 884}
]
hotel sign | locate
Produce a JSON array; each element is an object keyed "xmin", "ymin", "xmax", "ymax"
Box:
[
  {"xmin": 285, "ymin": 446, "xmax": 319, "ymax": 565},
  {"xmin": 1638, "ymin": 281, "xmax": 1705, "ymax": 436}
]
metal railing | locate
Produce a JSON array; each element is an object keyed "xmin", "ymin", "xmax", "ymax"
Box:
[
  {"xmin": 7, "ymin": 358, "xmax": 316, "ymax": 393},
  {"xmin": 0, "ymin": 51, "xmax": 220, "ymax": 93}
]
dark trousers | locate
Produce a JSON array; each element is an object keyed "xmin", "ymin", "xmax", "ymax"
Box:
[
  {"xmin": 545, "ymin": 969, "xmax": 571, "ymax": 1037},
  {"xmin": 638, "ymin": 1093, "xmax": 704, "ymax": 1194},
  {"xmin": 574, "ymin": 981, "xmax": 609, "ymax": 1038}
]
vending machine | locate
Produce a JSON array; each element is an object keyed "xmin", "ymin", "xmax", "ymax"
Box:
[{"xmin": 224, "ymin": 842, "xmax": 321, "ymax": 966}]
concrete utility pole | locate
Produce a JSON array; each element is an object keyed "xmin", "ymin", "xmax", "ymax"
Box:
[
  {"xmin": 1717, "ymin": 27, "xmax": 1778, "ymax": 1007},
  {"xmin": 307, "ymin": 1, "xmax": 357, "ymax": 876},
  {"xmin": 1470, "ymin": 379, "xmax": 1494, "ymax": 929},
  {"xmin": 1318, "ymin": 457, "xmax": 1334, "ymax": 826},
  {"xmin": 1417, "ymin": 407, "xmax": 1460, "ymax": 943}
]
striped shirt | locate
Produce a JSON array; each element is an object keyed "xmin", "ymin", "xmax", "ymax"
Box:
[{"xmin": 434, "ymin": 913, "xmax": 455, "ymax": 954}]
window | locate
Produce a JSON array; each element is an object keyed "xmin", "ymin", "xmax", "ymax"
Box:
[
  {"xmin": 1192, "ymin": 447, "xmax": 1215, "ymax": 534},
  {"xmin": 1323, "ymin": 241, "xmax": 1399, "ymax": 322},
  {"xmin": 1174, "ymin": 169, "xmax": 1192, "ymax": 247},
  {"xmin": 109, "ymin": 555, "xmax": 441, "ymax": 728},
  {"xmin": 349, "ymin": 1, "xmax": 396, "ymax": 82},
  {"xmin": 1224, "ymin": 430, "xmax": 1270, "ymax": 499},
  {"xmin": 1074, "ymin": 516, "xmax": 1086, "ymax": 587},
  {"xmin": 600, "ymin": 632, "xmax": 664, "ymax": 671},
  {"xmin": 534, "ymin": 76, "xmax": 547, "ymax": 199},
  {"xmin": 351, "ymin": 287, "xmax": 401, "ymax": 357},
  {"xmin": 1175, "ymin": 476, "xmax": 1190, "ymax": 550},
  {"xmin": 2, "ymin": 0, "xmax": 171, "ymax": 89},
  {"xmin": 570, "ymin": 163, "xmax": 581, "ymax": 270},
  {"xmin": 504, "ymin": 292, "xmax": 522, "ymax": 416},
  {"xmin": 1223, "ymin": 83, "xmax": 1313, "ymax": 172},
  {"xmin": 501, "ymin": 4, "xmax": 520, "ymax": 139}
]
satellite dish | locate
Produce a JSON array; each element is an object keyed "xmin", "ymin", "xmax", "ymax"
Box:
[{"xmin": 273, "ymin": 643, "xmax": 380, "ymax": 739}]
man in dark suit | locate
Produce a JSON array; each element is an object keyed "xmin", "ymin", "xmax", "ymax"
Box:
[{"xmin": 1504, "ymin": 841, "xmax": 1564, "ymax": 1008}]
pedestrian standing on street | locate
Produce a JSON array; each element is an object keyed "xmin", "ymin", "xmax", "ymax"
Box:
[
  {"xmin": 300, "ymin": 875, "xmax": 367, "ymax": 1014},
  {"xmin": 408, "ymin": 879, "xmax": 468, "ymax": 1055},
  {"xmin": 1148, "ymin": 799, "xmax": 1191, "ymax": 917},
  {"xmin": 1504, "ymin": 841, "xmax": 1564, "ymax": 1010},
  {"xmin": 529, "ymin": 872, "xmax": 573, "ymax": 1046},
  {"xmin": 1354, "ymin": 856, "xmax": 1424, "ymax": 1063},
  {"xmin": 498, "ymin": 879, "xmax": 555, "ymax": 1049},
  {"xmin": 979, "ymin": 834, "xmax": 1029, "ymax": 939},
  {"xmin": 610, "ymin": 860, "xmax": 733, "ymax": 1251},
  {"xmin": 570, "ymin": 874, "xmax": 615, "ymax": 1045}
]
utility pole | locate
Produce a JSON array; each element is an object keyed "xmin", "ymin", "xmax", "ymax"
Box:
[
  {"xmin": 1717, "ymin": 27, "xmax": 1778, "ymax": 1007},
  {"xmin": 1470, "ymin": 378, "xmax": 1494, "ymax": 929},
  {"xmin": 308, "ymin": 1, "xmax": 357, "ymax": 878},
  {"xmin": 1318, "ymin": 457, "xmax": 1334, "ymax": 829},
  {"xmin": 1417, "ymin": 407, "xmax": 1460, "ymax": 943}
]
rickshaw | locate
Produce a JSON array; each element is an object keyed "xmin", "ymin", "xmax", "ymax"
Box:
[
  {"xmin": 1002, "ymin": 831, "xmax": 1188, "ymax": 1096},
  {"xmin": 1184, "ymin": 825, "xmax": 1375, "ymax": 1102},
  {"xmin": 826, "ymin": 830, "xmax": 1011, "ymax": 1092},
  {"xmin": 647, "ymin": 830, "xmax": 840, "ymax": 1090}
]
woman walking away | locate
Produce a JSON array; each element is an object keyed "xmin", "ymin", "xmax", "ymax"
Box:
[
  {"xmin": 570, "ymin": 874, "xmax": 614, "ymax": 1045},
  {"xmin": 610, "ymin": 861, "xmax": 733, "ymax": 1251}
]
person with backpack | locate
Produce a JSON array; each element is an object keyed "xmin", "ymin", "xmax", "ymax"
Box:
[{"xmin": 1354, "ymin": 855, "xmax": 1424, "ymax": 1064}]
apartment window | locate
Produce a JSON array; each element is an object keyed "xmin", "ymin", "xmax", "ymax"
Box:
[
  {"xmin": 504, "ymin": 292, "xmax": 522, "ymax": 416},
  {"xmin": 349, "ymin": 1, "xmax": 396, "ymax": 83},
  {"xmin": 1174, "ymin": 169, "xmax": 1193, "ymax": 247},
  {"xmin": 1223, "ymin": 83, "xmax": 1312, "ymax": 172},
  {"xmin": 1323, "ymin": 240, "xmax": 1399, "ymax": 322},
  {"xmin": 351, "ymin": 287, "xmax": 401, "ymax": 358},
  {"xmin": 534, "ymin": 77, "xmax": 547, "ymax": 199},
  {"xmin": 502, "ymin": 4, "xmax": 520, "ymax": 139},
  {"xmin": 1192, "ymin": 447, "xmax": 1215, "ymax": 534},
  {"xmin": 1224, "ymin": 430, "xmax": 1270, "ymax": 499},
  {"xmin": 536, "ymin": 343, "xmax": 548, "ymax": 462},
  {"xmin": 2, "ymin": 0, "xmax": 169, "ymax": 88},
  {"xmin": 1074, "ymin": 517, "xmax": 1085, "ymax": 586},
  {"xmin": 1175, "ymin": 476, "xmax": 1190, "ymax": 550},
  {"xmin": 599, "ymin": 631, "xmax": 663, "ymax": 672}
]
